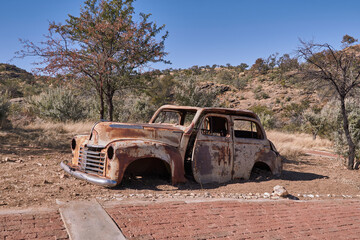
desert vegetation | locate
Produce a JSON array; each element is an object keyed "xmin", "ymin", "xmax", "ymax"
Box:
[{"xmin": 0, "ymin": 0, "xmax": 359, "ymax": 170}]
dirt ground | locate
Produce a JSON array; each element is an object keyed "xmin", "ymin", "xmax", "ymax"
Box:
[{"xmin": 1, "ymin": 128, "xmax": 360, "ymax": 209}]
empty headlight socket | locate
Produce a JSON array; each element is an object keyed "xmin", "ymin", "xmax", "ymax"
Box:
[
  {"xmin": 71, "ymin": 138, "xmax": 76, "ymax": 151},
  {"xmin": 107, "ymin": 145, "xmax": 114, "ymax": 160}
]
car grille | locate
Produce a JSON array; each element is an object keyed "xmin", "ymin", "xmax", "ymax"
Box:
[{"xmin": 78, "ymin": 146, "xmax": 105, "ymax": 176}]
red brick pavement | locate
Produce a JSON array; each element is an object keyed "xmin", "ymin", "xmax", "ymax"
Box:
[
  {"xmin": 106, "ymin": 199, "xmax": 360, "ymax": 240},
  {"xmin": 1, "ymin": 199, "xmax": 360, "ymax": 240},
  {"xmin": 0, "ymin": 210, "xmax": 68, "ymax": 240}
]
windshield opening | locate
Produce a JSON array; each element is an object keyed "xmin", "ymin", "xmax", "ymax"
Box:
[{"xmin": 153, "ymin": 109, "xmax": 197, "ymax": 127}]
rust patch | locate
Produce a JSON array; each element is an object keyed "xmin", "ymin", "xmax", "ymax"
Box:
[
  {"xmin": 193, "ymin": 144, "xmax": 213, "ymax": 175},
  {"xmin": 65, "ymin": 105, "xmax": 281, "ymax": 187},
  {"xmin": 254, "ymin": 149, "xmax": 279, "ymax": 174}
]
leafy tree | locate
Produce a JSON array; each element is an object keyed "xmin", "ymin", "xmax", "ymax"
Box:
[
  {"xmin": 236, "ymin": 63, "xmax": 249, "ymax": 72},
  {"xmin": 297, "ymin": 36, "xmax": 360, "ymax": 169},
  {"xmin": 17, "ymin": 0, "xmax": 168, "ymax": 121},
  {"xmin": 251, "ymin": 58, "xmax": 269, "ymax": 74},
  {"xmin": 278, "ymin": 54, "xmax": 299, "ymax": 72},
  {"xmin": 342, "ymin": 34, "xmax": 358, "ymax": 46},
  {"xmin": 266, "ymin": 53, "xmax": 279, "ymax": 69}
]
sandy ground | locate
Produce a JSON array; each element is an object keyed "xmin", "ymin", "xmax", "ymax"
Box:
[{"xmin": 1, "ymin": 128, "xmax": 360, "ymax": 209}]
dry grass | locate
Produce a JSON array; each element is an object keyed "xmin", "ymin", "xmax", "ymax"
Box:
[
  {"xmin": 267, "ymin": 130, "xmax": 333, "ymax": 158},
  {"xmin": 11, "ymin": 121, "xmax": 335, "ymax": 158},
  {"xmin": 23, "ymin": 121, "xmax": 94, "ymax": 135},
  {"xmin": 7, "ymin": 121, "xmax": 95, "ymax": 150}
]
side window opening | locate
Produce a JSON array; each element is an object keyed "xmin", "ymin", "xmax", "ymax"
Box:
[
  {"xmin": 234, "ymin": 119, "xmax": 263, "ymax": 139},
  {"xmin": 201, "ymin": 116, "xmax": 228, "ymax": 137}
]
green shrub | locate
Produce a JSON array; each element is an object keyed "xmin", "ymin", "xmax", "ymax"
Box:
[
  {"xmin": 324, "ymin": 99, "xmax": 360, "ymax": 160},
  {"xmin": 233, "ymin": 77, "xmax": 248, "ymax": 90},
  {"xmin": 254, "ymin": 90, "xmax": 270, "ymax": 100},
  {"xmin": 253, "ymin": 85, "xmax": 263, "ymax": 93},
  {"xmin": 216, "ymin": 71, "xmax": 234, "ymax": 84},
  {"xmin": 30, "ymin": 87, "xmax": 87, "ymax": 122},
  {"xmin": 249, "ymin": 105, "xmax": 276, "ymax": 129},
  {"xmin": 0, "ymin": 92, "xmax": 10, "ymax": 128},
  {"xmin": 174, "ymin": 76, "xmax": 220, "ymax": 107}
]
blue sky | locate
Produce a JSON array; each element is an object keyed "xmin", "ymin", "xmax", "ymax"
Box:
[{"xmin": 1, "ymin": 0, "xmax": 360, "ymax": 73}]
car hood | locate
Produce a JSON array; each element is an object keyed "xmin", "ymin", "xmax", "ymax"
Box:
[{"xmin": 90, "ymin": 122, "xmax": 185, "ymax": 147}]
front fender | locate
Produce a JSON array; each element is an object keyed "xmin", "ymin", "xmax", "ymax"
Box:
[{"xmin": 107, "ymin": 140, "xmax": 186, "ymax": 185}]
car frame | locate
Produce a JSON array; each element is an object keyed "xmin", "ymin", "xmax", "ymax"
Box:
[{"xmin": 61, "ymin": 105, "xmax": 282, "ymax": 187}]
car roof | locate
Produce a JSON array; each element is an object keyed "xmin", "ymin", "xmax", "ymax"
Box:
[{"xmin": 158, "ymin": 105, "xmax": 260, "ymax": 120}]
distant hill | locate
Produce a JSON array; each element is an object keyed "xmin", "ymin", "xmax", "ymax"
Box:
[
  {"xmin": 0, "ymin": 63, "xmax": 34, "ymax": 83},
  {"xmin": 0, "ymin": 63, "xmax": 38, "ymax": 98},
  {"xmin": 0, "ymin": 62, "xmax": 322, "ymax": 131}
]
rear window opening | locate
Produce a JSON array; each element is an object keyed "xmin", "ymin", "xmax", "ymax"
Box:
[
  {"xmin": 233, "ymin": 119, "xmax": 263, "ymax": 139},
  {"xmin": 201, "ymin": 116, "xmax": 228, "ymax": 137}
]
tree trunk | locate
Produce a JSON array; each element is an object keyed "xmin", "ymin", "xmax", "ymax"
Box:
[
  {"xmin": 340, "ymin": 97, "xmax": 355, "ymax": 170},
  {"xmin": 106, "ymin": 83, "xmax": 115, "ymax": 121},
  {"xmin": 98, "ymin": 77, "xmax": 105, "ymax": 120},
  {"xmin": 107, "ymin": 94, "xmax": 114, "ymax": 121},
  {"xmin": 100, "ymin": 90, "xmax": 105, "ymax": 120},
  {"xmin": 312, "ymin": 131, "xmax": 317, "ymax": 140}
]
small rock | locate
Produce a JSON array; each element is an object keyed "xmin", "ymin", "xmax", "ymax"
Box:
[
  {"xmin": 43, "ymin": 180, "xmax": 52, "ymax": 184},
  {"xmin": 5, "ymin": 157, "xmax": 16, "ymax": 162},
  {"xmin": 263, "ymin": 192, "xmax": 271, "ymax": 198},
  {"xmin": 60, "ymin": 174, "xmax": 69, "ymax": 179},
  {"xmin": 37, "ymin": 163, "xmax": 43, "ymax": 167},
  {"xmin": 273, "ymin": 185, "xmax": 288, "ymax": 197},
  {"xmin": 308, "ymin": 194, "xmax": 314, "ymax": 198}
]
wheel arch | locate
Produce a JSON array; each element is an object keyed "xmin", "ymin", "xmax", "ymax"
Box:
[{"xmin": 107, "ymin": 140, "xmax": 186, "ymax": 185}]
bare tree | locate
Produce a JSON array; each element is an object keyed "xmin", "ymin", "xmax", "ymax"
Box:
[{"xmin": 297, "ymin": 37, "xmax": 360, "ymax": 169}]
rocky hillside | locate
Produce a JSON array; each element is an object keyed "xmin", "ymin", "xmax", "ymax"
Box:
[
  {"xmin": 0, "ymin": 63, "xmax": 48, "ymax": 98},
  {"xmin": 0, "ymin": 63, "xmax": 34, "ymax": 82},
  {"xmin": 1, "ymin": 62, "xmax": 323, "ymax": 132}
]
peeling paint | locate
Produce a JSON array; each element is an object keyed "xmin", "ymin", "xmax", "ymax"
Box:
[{"xmin": 63, "ymin": 105, "xmax": 282, "ymax": 187}]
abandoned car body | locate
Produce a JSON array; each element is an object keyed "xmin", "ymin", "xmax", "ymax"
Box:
[{"xmin": 60, "ymin": 105, "xmax": 282, "ymax": 187}]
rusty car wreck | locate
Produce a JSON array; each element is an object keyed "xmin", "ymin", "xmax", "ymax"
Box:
[{"xmin": 61, "ymin": 105, "xmax": 282, "ymax": 187}]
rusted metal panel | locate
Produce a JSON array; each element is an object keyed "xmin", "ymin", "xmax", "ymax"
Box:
[
  {"xmin": 71, "ymin": 135, "xmax": 90, "ymax": 166},
  {"xmin": 192, "ymin": 114, "xmax": 233, "ymax": 184},
  {"xmin": 232, "ymin": 139, "xmax": 266, "ymax": 180},
  {"xmin": 107, "ymin": 140, "xmax": 186, "ymax": 184},
  {"xmin": 92, "ymin": 122, "xmax": 184, "ymax": 147},
  {"xmin": 62, "ymin": 105, "xmax": 282, "ymax": 187}
]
